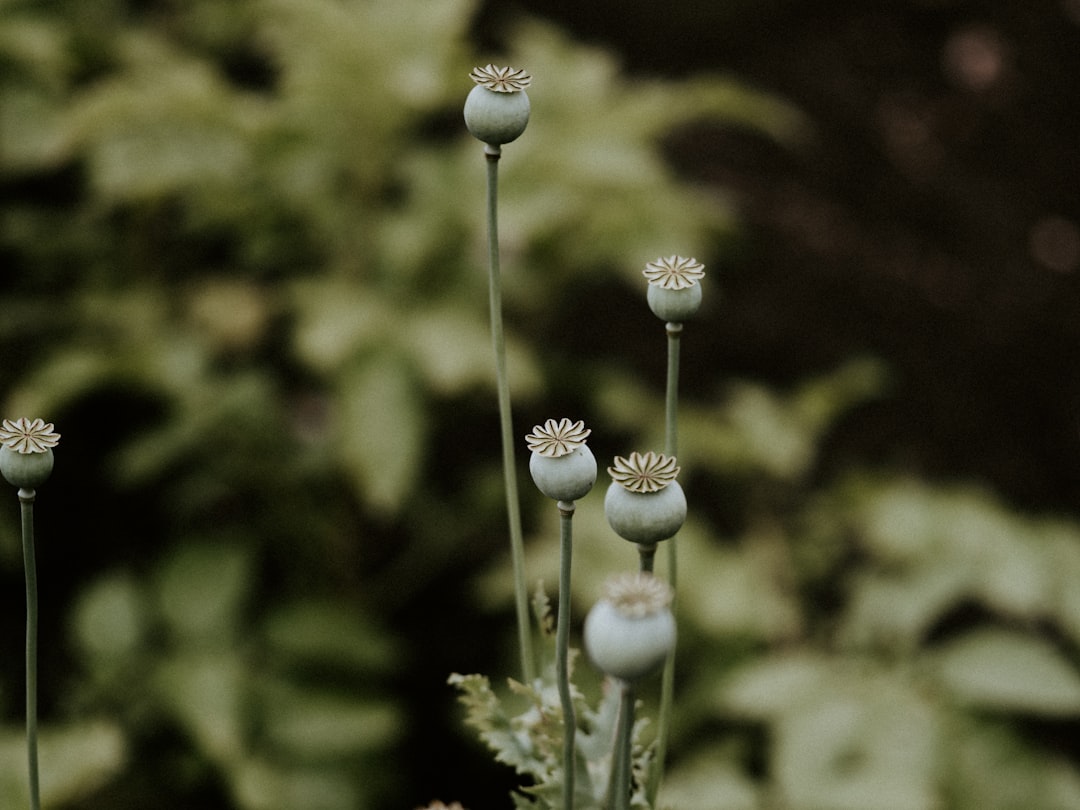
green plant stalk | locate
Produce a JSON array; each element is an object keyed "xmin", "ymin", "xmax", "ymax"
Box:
[
  {"xmin": 485, "ymin": 145, "xmax": 536, "ymax": 685},
  {"xmin": 637, "ymin": 542, "xmax": 656, "ymax": 573},
  {"xmin": 610, "ymin": 681, "xmax": 635, "ymax": 810},
  {"xmin": 649, "ymin": 322, "xmax": 682, "ymax": 806},
  {"xmin": 20, "ymin": 488, "xmax": 40, "ymax": 810},
  {"xmin": 557, "ymin": 501, "xmax": 577, "ymax": 810}
]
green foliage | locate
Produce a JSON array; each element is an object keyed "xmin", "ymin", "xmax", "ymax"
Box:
[
  {"xmin": 478, "ymin": 360, "xmax": 1080, "ymax": 810},
  {"xmin": 450, "ymin": 596, "xmax": 651, "ymax": 810},
  {"xmin": 1, "ymin": 0, "xmax": 797, "ymax": 805}
]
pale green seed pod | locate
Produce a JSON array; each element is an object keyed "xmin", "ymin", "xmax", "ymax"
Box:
[
  {"xmin": 643, "ymin": 255, "xmax": 706, "ymax": 323},
  {"xmin": 464, "ymin": 65, "xmax": 531, "ymax": 146},
  {"xmin": 584, "ymin": 572, "xmax": 676, "ymax": 682},
  {"xmin": 0, "ymin": 446, "xmax": 54, "ymax": 490},
  {"xmin": 604, "ymin": 452, "xmax": 686, "ymax": 544},
  {"xmin": 647, "ymin": 282, "xmax": 703, "ymax": 322},
  {"xmin": 0, "ymin": 418, "xmax": 60, "ymax": 490},
  {"xmin": 526, "ymin": 418, "xmax": 596, "ymax": 502},
  {"xmin": 604, "ymin": 479, "xmax": 686, "ymax": 544}
]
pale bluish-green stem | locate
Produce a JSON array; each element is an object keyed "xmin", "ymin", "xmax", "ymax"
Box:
[
  {"xmin": 638, "ymin": 542, "xmax": 657, "ymax": 573},
  {"xmin": 484, "ymin": 145, "xmax": 535, "ymax": 684},
  {"xmin": 21, "ymin": 488, "xmax": 40, "ymax": 810},
  {"xmin": 557, "ymin": 501, "xmax": 577, "ymax": 810},
  {"xmin": 610, "ymin": 681, "xmax": 635, "ymax": 810},
  {"xmin": 650, "ymin": 321, "xmax": 682, "ymax": 805},
  {"xmin": 0, "ymin": 417, "xmax": 59, "ymax": 810}
]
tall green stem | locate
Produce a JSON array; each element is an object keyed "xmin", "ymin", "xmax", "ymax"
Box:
[
  {"xmin": 610, "ymin": 682, "xmax": 635, "ymax": 810},
  {"xmin": 557, "ymin": 501, "xmax": 576, "ymax": 810},
  {"xmin": 485, "ymin": 145, "xmax": 535, "ymax": 684},
  {"xmin": 649, "ymin": 322, "xmax": 682, "ymax": 805},
  {"xmin": 664, "ymin": 323, "xmax": 681, "ymax": 460},
  {"xmin": 20, "ymin": 488, "xmax": 40, "ymax": 810}
]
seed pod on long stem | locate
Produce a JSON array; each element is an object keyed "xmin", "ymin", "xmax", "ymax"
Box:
[
  {"xmin": 0, "ymin": 417, "xmax": 60, "ymax": 810},
  {"xmin": 468, "ymin": 68, "xmax": 535, "ymax": 684}
]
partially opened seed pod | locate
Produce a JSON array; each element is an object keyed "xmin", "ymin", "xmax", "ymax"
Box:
[{"xmin": 584, "ymin": 572, "xmax": 676, "ymax": 682}]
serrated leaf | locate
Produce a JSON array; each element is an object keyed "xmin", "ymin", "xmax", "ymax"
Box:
[
  {"xmin": 935, "ymin": 629, "xmax": 1080, "ymax": 715},
  {"xmin": 449, "ymin": 673, "xmax": 544, "ymax": 776}
]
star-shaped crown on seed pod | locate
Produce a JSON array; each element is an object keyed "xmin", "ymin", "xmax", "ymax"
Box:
[
  {"xmin": 0, "ymin": 418, "xmax": 60, "ymax": 454},
  {"xmin": 608, "ymin": 451, "xmax": 679, "ymax": 494},
  {"xmin": 469, "ymin": 64, "xmax": 531, "ymax": 93}
]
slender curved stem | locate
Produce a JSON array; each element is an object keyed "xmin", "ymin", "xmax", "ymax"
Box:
[
  {"xmin": 649, "ymin": 322, "xmax": 682, "ymax": 805},
  {"xmin": 610, "ymin": 681, "xmax": 635, "ymax": 810},
  {"xmin": 20, "ymin": 488, "xmax": 40, "ymax": 810},
  {"xmin": 556, "ymin": 501, "xmax": 576, "ymax": 810},
  {"xmin": 485, "ymin": 145, "xmax": 535, "ymax": 684}
]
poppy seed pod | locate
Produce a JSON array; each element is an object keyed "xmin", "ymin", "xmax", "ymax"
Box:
[
  {"xmin": 464, "ymin": 65, "xmax": 531, "ymax": 146},
  {"xmin": 584, "ymin": 572, "xmax": 676, "ymax": 682},
  {"xmin": 0, "ymin": 447, "xmax": 54, "ymax": 490},
  {"xmin": 0, "ymin": 418, "xmax": 60, "ymax": 490},
  {"xmin": 643, "ymin": 255, "xmax": 705, "ymax": 323},
  {"xmin": 647, "ymin": 282, "xmax": 703, "ymax": 322},
  {"xmin": 604, "ymin": 452, "xmax": 686, "ymax": 544},
  {"xmin": 526, "ymin": 418, "xmax": 596, "ymax": 502}
]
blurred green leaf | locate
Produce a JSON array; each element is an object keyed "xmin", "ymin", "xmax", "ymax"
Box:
[
  {"xmin": 336, "ymin": 351, "xmax": 427, "ymax": 516},
  {"xmin": 260, "ymin": 687, "xmax": 400, "ymax": 760},
  {"xmin": 70, "ymin": 570, "xmax": 148, "ymax": 660},
  {"xmin": 156, "ymin": 652, "xmax": 247, "ymax": 764},
  {"xmin": 230, "ymin": 757, "xmax": 361, "ymax": 810},
  {"xmin": 721, "ymin": 653, "xmax": 831, "ymax": 720},
  {"xmin": 770, "ymin": 665, "xmax": 938, "ymax": 810},
  {"xmin": 156, "ymin": 543, "xmax": 253, "ymax": 642},
  {"xmin": 0, "ymin": 720, "xmax": 126, "ymax": 808},
  {"xmin": 660, "ymin": 748, "xmax": 759, "ymax": 810},
  {"xmin": 934, "ymin": 629, "xmax": 1080, "ymax": 716},
  {"xmin": 943, "ymin": 714, "xmax": 1080, "ymax": 810}
]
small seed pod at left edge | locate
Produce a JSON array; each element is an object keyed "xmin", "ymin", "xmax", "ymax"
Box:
[
  {"xmin": 0, "ymin": 417, "xmax": 60, "ymax": 490},
  {"xmin": 464, "ymin": 64, "xmax": 531, "ymax": 147}
]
